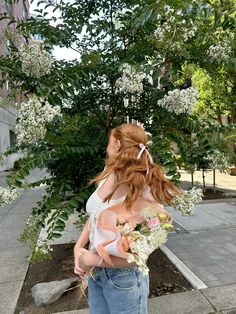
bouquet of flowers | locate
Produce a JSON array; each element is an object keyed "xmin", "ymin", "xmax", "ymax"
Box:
[
  {"xmin": 115, "ymin": 207, "xmax": 173, "ymax": 275},
  {"xmin": 73, "ymin": 206, "xmax": 173, "ymax": 298}
]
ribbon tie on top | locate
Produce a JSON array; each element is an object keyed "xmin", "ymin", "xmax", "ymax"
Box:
[{"xmin": 136, "ymin": 143, "xmax": 153, "ymax": 163}]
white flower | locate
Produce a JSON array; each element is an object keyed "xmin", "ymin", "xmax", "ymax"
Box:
[
  {"xmin": 207, "ymin": 41, "xmax": 232, "ymax": 62},
  {"xmin": 176, "ymin": 10, "xmax": 183, "ymax": 16},
  {"xmin": 19, "ymin": 44, "xmax": 54, "ymax": 78},
  {"xmin": 136, "ymin": 259, "xmax": 149, "ymax": 275},
  {"xmin": 154, "ymin": 7, "xmax": 197, "ymax": 52},
  {"xmin": 127, "ymin": 227, "xmax": 168, "ymax": 274},
  {"xmin": 15, "ymin": 95, "xmax": 62, "ymax": 146},
  {"xmin": 115, "ymin": 63, "xmax": 146, "ymax": 94},
  {"xmin": 157, "ymin": 87, "xmax": 198, "ymax": 115},
  {"xmin": 172, "ymin": 188, "xmax": 203, "ymax": 215},
  {"xmin": 127, "ymin": 253, "xmax": 136, "ymax": 263},
  {"xmin": 0, "ymin": 187, "xmax": 20, "ymax": 206},
  {"xmin": 141, "ymin": 206, "xmax": 158, "ymax": 220},
  {"xmin": 164, "ymin": 5, "xmax": 174, "ymax": 13},
  {"xmin": 114, "ymin": 10, "xmax": 123, "ymax": 30},
  {"xmin": 204, "ymin": 150, "xmax": 230, "ymax": 173},
  {"xmin": 35, "ymin": 237, "xmax": 53, "ymax": 254},
  {"xmin": 147, "ymin": 228, "xmax": 168, "ymax": 248}
]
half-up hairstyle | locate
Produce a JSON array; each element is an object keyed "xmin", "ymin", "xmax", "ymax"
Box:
[{"xmin": 91, "ymin": 123, "xmax": 181, "ymax": 208}]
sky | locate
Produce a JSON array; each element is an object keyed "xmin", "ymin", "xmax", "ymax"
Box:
[{"xmin": 29, "ymin": 0, "xmax": 80, "ymax": 61}]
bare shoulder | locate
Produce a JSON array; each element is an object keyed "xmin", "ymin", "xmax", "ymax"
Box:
[
  {"xmin": 96, "ymin": 173, "xmax": 115, "ymax": 198},
  {"xmin": 96, "ymin": 173, "xmax": 127, "ymax": 199}
]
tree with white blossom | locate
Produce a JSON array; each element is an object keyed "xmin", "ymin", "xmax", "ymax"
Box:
[{"xmin": 0, "ymin": 0, "xmax": 235, "ymax": 244}]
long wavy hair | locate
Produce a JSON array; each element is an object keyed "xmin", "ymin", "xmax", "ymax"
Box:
[{"xmin": 91, "ymin": 123, "xmax": 181, "ymax": 208}]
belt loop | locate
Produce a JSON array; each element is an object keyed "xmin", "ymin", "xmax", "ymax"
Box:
[{"xmin": 103, "ymin": 268, "xmax": 109, "ymax": 279}]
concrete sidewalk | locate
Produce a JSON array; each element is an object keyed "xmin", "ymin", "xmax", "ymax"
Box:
[
  {"xmin": 165, "ymin": 200, "xmax": 236, "ymax": 287},
  {"xmin": 55, "ymin": 283, "xmax": 236, "ymax": 314},
  {"xmin": 0, "ymin": 169, "xmax": 47, "ymax": 314},
  {"xmin": 1, "ymin": 168, "xmax": 236, "ymax": 314}
]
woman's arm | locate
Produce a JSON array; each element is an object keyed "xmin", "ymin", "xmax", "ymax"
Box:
[
  {"xmin": 74, "ymin": 218, "xmax": 90, "ymax": 248},
  {"xmin": 74, "ymin": 218, "xmax": 90, "ymax": 278},
  {"xmin": 79, "ymin": 251, "xmax": 136, "ymax": 269}
]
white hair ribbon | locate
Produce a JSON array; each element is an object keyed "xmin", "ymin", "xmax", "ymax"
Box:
[{"xmin": 136, "ymin": 143, "xmax": 153, "ymax": 163}]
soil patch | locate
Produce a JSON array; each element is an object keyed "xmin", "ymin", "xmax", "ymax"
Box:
[
  {"xmin": 203, "ymin": 188, "xmax": 236, "ymax": 200},
  {"xmin": 15, "ymin": 243, "xmax": 193, "ymax": 314}
]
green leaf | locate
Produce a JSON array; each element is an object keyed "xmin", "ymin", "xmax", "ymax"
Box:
[
  {"xmin": 54, "ymin": 225, "xmax": 64, "ymax": 232},
  {"xmin": 56, "ymin": 219, "xmax": 65, "ymax": 227},
  {"xmin": 50, "ymin": 232, "xmax": 62, "ymax": 239}
]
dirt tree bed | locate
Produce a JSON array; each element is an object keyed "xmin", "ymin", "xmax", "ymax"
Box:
[
  {"xmin": 202, "ymin": 188, "xmax": 236, "ymax": 200},
  {"xmin": 15, "ymin": 243, "xmax": 193, "ymax": 314}
]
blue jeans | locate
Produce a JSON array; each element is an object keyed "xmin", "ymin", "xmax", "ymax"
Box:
[{"xmin": 88, "ymin": 267, "xmax": 149, "ymax": 314}]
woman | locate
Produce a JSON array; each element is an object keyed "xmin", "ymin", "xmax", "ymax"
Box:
[{"xmin": 74, "ymin": 123, "xmax": 180, "ymax": 314}]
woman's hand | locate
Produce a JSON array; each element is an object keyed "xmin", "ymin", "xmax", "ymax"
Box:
[
  {"xmin": 78, "ymin": 251, "xmax": 94, "ymax": 273},
  {"xmin": 74, "ymin": 247, "xmax": 89, "ymax": 280},
  {"xmin": 78, "ymin": 251, "xmax": 101, "ymax": 269}
]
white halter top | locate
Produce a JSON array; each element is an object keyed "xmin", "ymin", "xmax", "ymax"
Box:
[
  {"xmin": 86, "ymin": 177, "xmax": 126, "ymax": 251},
  {"xmin": 86, "ymin": 176, "xmax": 163, "ymax": 252}
]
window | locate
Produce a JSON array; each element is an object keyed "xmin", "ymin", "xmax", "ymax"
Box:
[{"xmin": 9, "ymin": 130, "xmax": 16, "ymax": 148}]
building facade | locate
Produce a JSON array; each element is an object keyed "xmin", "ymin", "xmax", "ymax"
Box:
[{"xmin": 0, "ymin": 0, "xmax": 29, "ymax": 171}]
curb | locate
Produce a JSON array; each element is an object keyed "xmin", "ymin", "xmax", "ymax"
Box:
[{"xmin": 160, "ymin": 245, "xmax": 207, "ymax": 290}]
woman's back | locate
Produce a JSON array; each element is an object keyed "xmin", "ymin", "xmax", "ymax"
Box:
[{"xmin": 74, "ymin": 123, "xmax": 180, "ymax": 314}]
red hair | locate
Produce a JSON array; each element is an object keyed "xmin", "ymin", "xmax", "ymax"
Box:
[{"xmin": 91, "ymin": 123, "xmax": 181, "ymax": 208}]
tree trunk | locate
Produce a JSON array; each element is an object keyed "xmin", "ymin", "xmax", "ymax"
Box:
[
  {"xmin": 213, "ymin": 169, "xmax": 216, "ymax": 193},
  {"xmin": 202, "ymin": 168, "xmax": 206, "ymax": 191},
  {"xmin": 191, "ymin": 171, "xmax": 194, "ymax": 188}
]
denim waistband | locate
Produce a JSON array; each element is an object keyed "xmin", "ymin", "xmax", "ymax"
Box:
[{"xmin": 92, "ymin": 266, "xmax": 138, "ymax": 278}]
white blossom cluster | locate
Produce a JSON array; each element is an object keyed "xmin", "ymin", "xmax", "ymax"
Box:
[
  {"xmin": 19, "ymin": 44, "xmax": 54, "ymax": 78},
  {"xmin": 127, "ymin": 227, "xmax": 168, "ymax": 275},
  {"xmin": 172, "ymin": 187, "xmax": 203, "ymax": 215},
  {"xmin": 147, "ymin": 227, "xmax": 168, "ymax": 249},
  {"xmin": 0, "ymin": 187, "xmax": 20, "ymax": 207},
  {"xmin": 205, "ymin": 150, "xmax": 230, "ymax": 173},
  {"xmin": 115, "ymin": 63, "xmax": 146, "ymax": 94},
  {"xmin": 35, "ymin": 237, "xmax": 53, "ymax": 255},
  {"xmin": 154, "ymin": 5, "xmax": 197, "ymax": 52},
  {"xmin": 124, "ymin": 207, "xmax": 171, "ymax": 274},
  {"xmin": 157, "ymin": 87, "xmax": 198, "ymax": 115},
  {"xmin": 15, "ymin": 96, "xmax": 62, "ymax": 146},
  {"xmin": 207, "ymin": 41, "xmax": 232, "ymax": 62}
]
